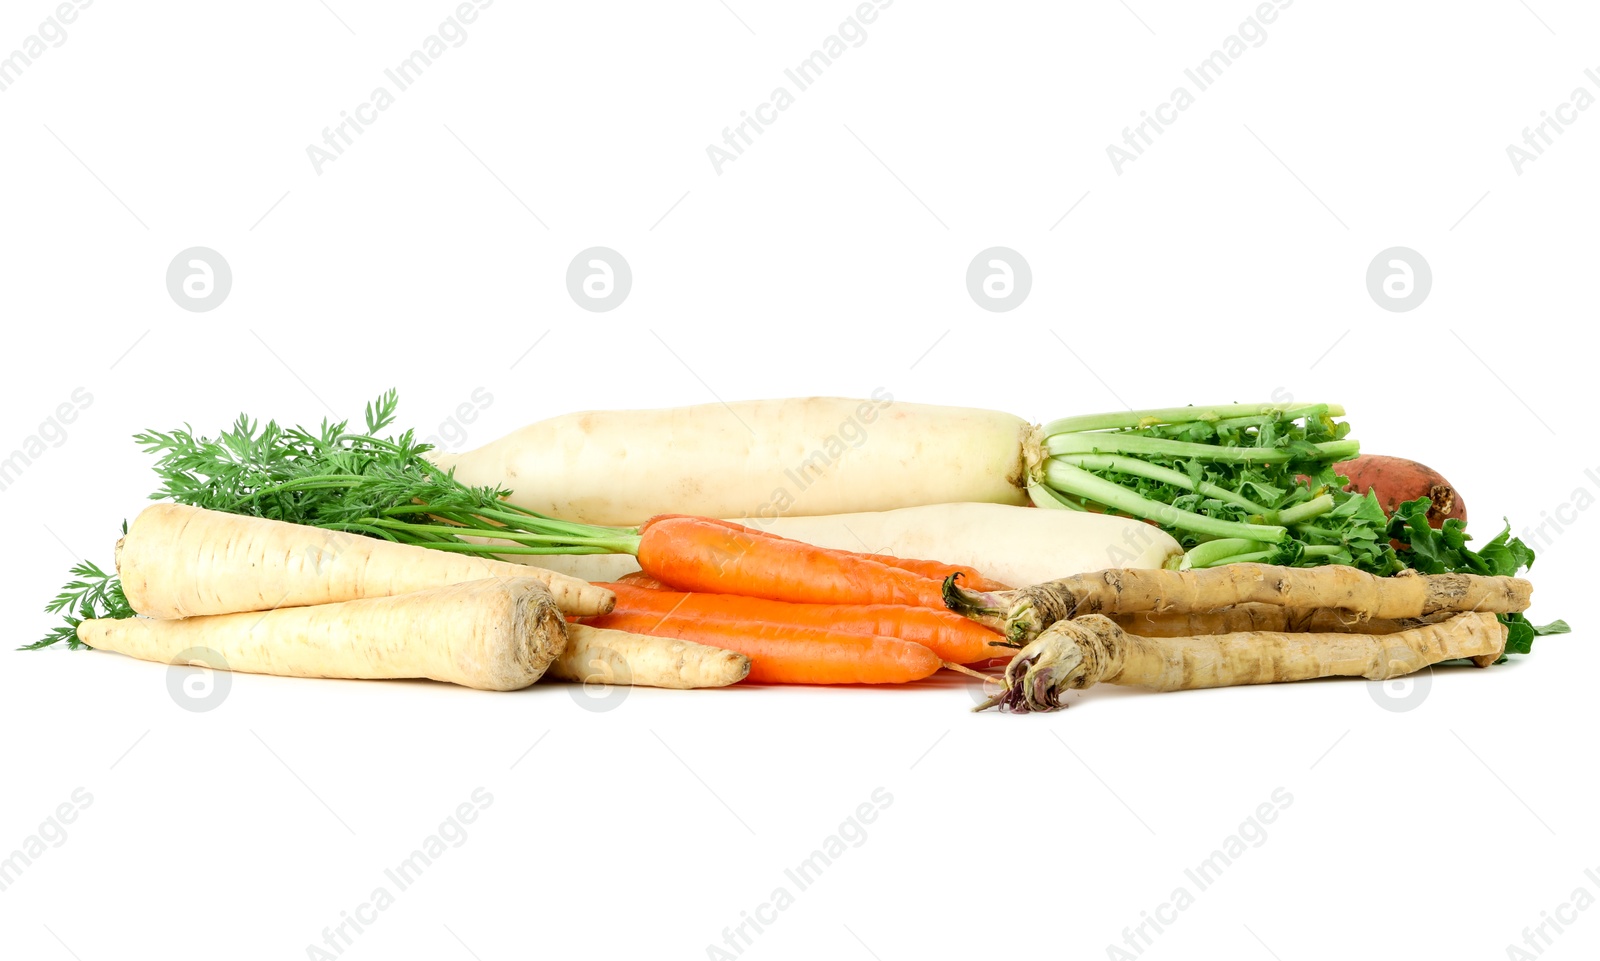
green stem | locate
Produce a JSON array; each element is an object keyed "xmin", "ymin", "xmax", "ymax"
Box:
[
  {"xmin": 1046, "ymin": 431, "xmax": 1358, "ymax": 465},
  {"xmin": 228, "ymin": 475, "xmax": 369, "ymax": 507},
  {"xmin": 380, "ymin": 503, "xmax": 630, "ymax": 541},
  {"xmin": 1043, "ymin": 403, "xmax": 1344, "ymax": 435},
  {"xmin": 1179, "ymin": 538, "xmax": 1264, "ymax": 569},
  {"xmin": 1277, "ymin": 494, "xmax": 1336, "ymax": 526},
  {"xmin": 1195, "ymin": 549, "xmax": 1278, "ymax": 566},
  {"xmin": 1052, "ymin": 453, "xmax": 1272, "ymax": 516},
  {"xmin": 1027, "ymin": 482, "xmax": 1086, "ymax": 511},
  {"xmin": 1043, "ymin": 462, "xmax": 1287, "ymax": 543},
  {"xmin": 361, "ymin": 518, "xmax": 643, "ymax": 554},
  {"xmin": 405, "ymin": 541, "xmax": 626, "ymax": 556}
]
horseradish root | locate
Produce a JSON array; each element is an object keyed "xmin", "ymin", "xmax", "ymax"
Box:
[
  {"xmin": 1111, "ymin": 605, "xmax": 1449, "ymax": 637},
  {"xmin": 978, "ymin": 611, "xmax": 1507, "ymax": 713},
  {"xmin": 945, "ymin": 563, "xmax": 1532, "ymax": 645}
]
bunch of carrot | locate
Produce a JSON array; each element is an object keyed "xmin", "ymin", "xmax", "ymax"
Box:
[{"xmin": 581, "ymin": 515, "xmax": 1014, "ymax": 684}]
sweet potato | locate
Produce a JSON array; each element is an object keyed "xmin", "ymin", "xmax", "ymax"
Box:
[{"xmin": 1336, "ymin": 455, "xmax": 1466, "ymax": 529}]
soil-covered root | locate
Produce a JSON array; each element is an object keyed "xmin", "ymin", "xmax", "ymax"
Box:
[
  {"xmin": 944, "ymin": 564, "xmax": 1532, "ymax": 646},
  {"xmin": 978, "ymin": 611, "xmax": 1507, "ymax": 713}
]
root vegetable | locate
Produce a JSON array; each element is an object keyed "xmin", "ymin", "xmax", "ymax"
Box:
[
  {"xmin": 635, "ymin": 515, "xmax": 950, "ymax": 608},
  {"xmin": 738, "ymin": 503, "xmax": 1178, "ymax": 588},
  {"xmin": 1112, "ymin": 605, "xmax": 1442, "ymax": 637},
  {"xmin": 945, "ymin": 563, "xmax": 1533, "ymax": 645},
  {"xmin": 1338, "ymin": 454, "xmax": 1466, "ymax": 529},
  {"xmin": 551, "ymin": 624, "xmax": 750, "ymax": 689},
  {"xmin": 684, "ymin": 515, "xmax": 1013, "ymax": 591},
  {"xmin": 600, "ymin": 581, "xmax": 1006, "ymax": 664},
  {"xmin": 430, "ymin": 396, "xmax": 1033, "ymax": 526},
  {"xmin": 980, "ymin": 611, "xmax": 1506, "ymax": 713},
  {"xmin": 117, "ymin": 504, "xmax": 614, "ymax": 619},
  {"xmin": 79, "ymin": 577, "xmax": 565, "ymax": 691},
  {"xmin": 581, "ymin": 611, "xmax": 941, "ymax": 685}
]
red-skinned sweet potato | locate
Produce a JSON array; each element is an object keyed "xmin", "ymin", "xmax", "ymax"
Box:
[{"xmin": 1336, "ymin": 455, "xmax": 1466, "ymax": 530}]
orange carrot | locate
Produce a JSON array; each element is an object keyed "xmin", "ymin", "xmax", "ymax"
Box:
[
  {"xmin": 636, "ymin": 515, "xmax": 949, "ymax": 608},
  {"xmin": 845, "ymin": 554, "xmax": 1012, "ymax": 592},
  {"xmin": 582, "ymin": 610, "xmax": 940, "ymax": 684},
  {"xmin": 657, "ymin": 515, "xmax": 1012, "ymax": 591},
  {"xmin": 600, "ymin": 582, "xmax": 1006, "ymax": 664}
]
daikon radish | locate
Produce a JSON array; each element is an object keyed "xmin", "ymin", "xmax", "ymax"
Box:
[
  {"xmin": 429, "ymin": 395, "xmax": 1033, "ymax": 526},
  {"xmin": 525, "ymin": 504, "xmax": 1182, "ymax": 587}
]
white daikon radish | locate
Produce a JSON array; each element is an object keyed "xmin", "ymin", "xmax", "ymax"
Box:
[
  {"xmin": 528, "ymin": 504, "xmax": 1181, "ymax": 587},
  {"xmin": 430, "ymin": 395, "xmax": 1032, "ymax": 526}
]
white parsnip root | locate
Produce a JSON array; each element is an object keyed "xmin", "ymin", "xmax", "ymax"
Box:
[
  {"xmin": 118, "ymin": 504, "xmax": 614, "ymax": 618},
  {"xmin": 79, "ymin": 577, "xmax": 566, "ymax": 691},
  {"xmin": 983, "ymin": 612, "xmax": 1507, "ymax": 714},
  {"xmin": 551, "ymin": 624, "xmax": 750, "ymax": 689}
]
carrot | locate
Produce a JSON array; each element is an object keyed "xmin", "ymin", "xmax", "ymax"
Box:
[
  {"xmin": 635, "ymin": 515, "xmax": 949, "ymax": 609},
  {"xmin": 581, "ymin": 610, "xmax": 940, "ymax": 685},
  {"xmin": 79, "ymin": 577, "xmax": 566, "ymax": 691},
  {"xmin": 652, "ymin": 514, "xmax": 1012, "ymax": 591},
  {"xmin": 117, "ymin": 504, "xmax": 614, "ymax": 619},
  {"xmin": 599, "ymin": 582, "xmax": 1006, "ymax": 664}
]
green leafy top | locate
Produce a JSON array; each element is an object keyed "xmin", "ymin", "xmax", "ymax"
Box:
[
  {"xmin": 1039, "ymin": 402, "xmax": 1565, "ymax": 654},
  {"xmin": 30, "ymin": 547, "xmax": 133, "ymax": 651},
  {"xmin": 1046, "ymin": 405, "xmax": 1395, "ymax": 571},
  {"xmin": 1386, "ymin": 500, "xmax": 1568, "ymax": 655},
  {"xmin": 30, "ymin": 392, "xmax": 639, "ymax": 649}
]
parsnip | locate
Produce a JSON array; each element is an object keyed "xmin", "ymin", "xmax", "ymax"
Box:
[
  {"xmin": 79, "ymin": 578, "xmax": 565, "ymax": 691},
  {"xmin": 429, "ymin": 396, "xmax": 1033, "ymax": 526},
  {"xmin": 981, "ymin": 612, "xmax": 1506, "ymax": 713},
  {"xmin": 118, "ymin": 504, "xmax": 614, "ymax": 619},
  {"xmin": 523, "ymin": 503, "xmax": 1183, "ymax": 586},
  {"xmin": 551, "ymin": 624, "xmax": 750, "ymax": 689}
]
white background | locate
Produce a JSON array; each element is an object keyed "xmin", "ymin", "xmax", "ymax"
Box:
[{"xmin": 1, "ymin": 1, "xmax": 1595, "ymax": 959}]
